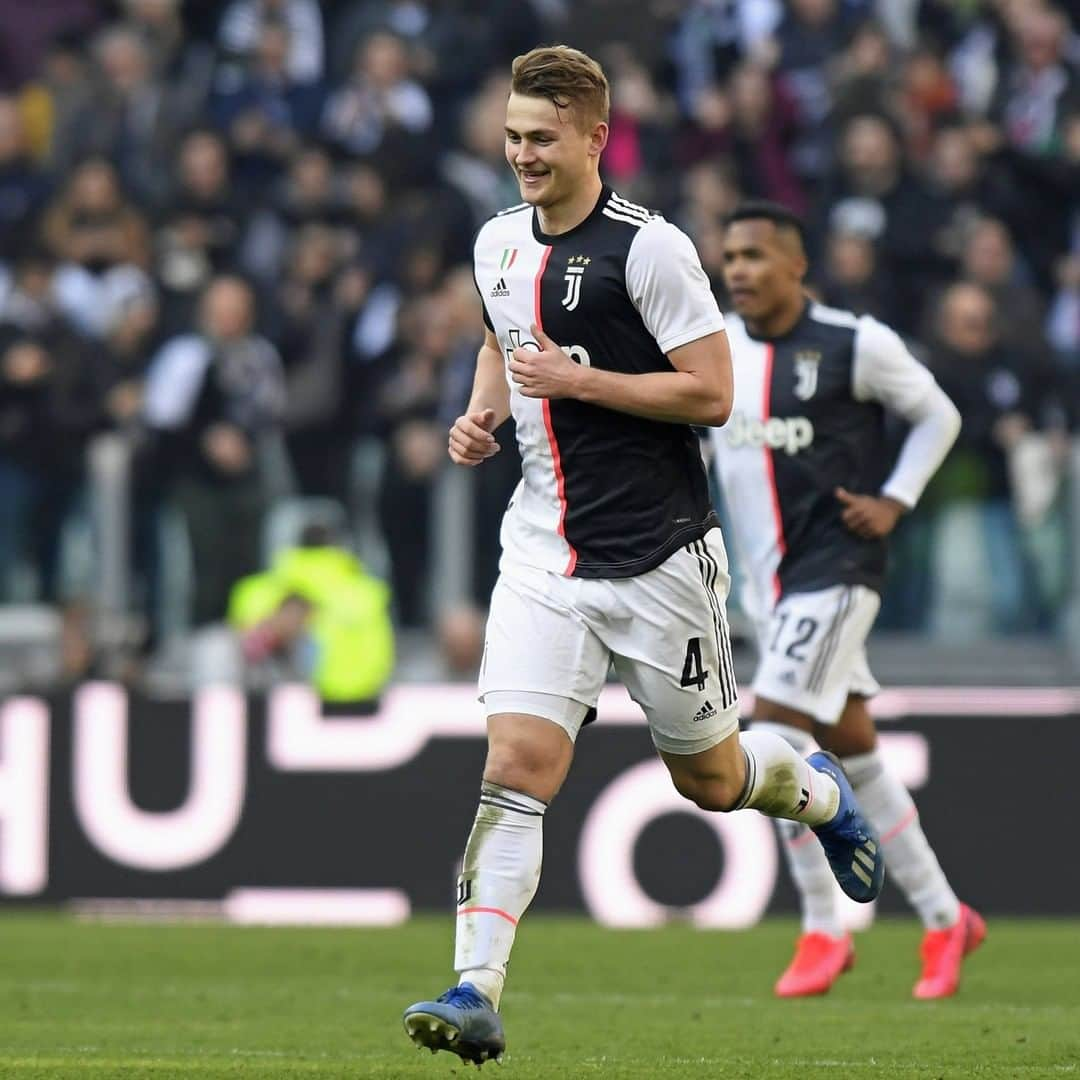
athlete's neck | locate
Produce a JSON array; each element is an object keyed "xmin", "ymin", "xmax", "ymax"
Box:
[
  {"xmin": 535, "ymin": 174, "xmax": 603, "ymax": 236},
  {"xmin": 744, "ymin": 293, "xmax": 809, "ymax": 340}
]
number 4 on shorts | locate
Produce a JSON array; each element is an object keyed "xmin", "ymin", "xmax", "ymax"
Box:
[{"xmin": 680, "ymin": 637, "xmax": 709, "ymax": 691}]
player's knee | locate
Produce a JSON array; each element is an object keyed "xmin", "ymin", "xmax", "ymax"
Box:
[
  {"xmin": 672, "ymin": 772, "xmax": 741, "ymax": 813},
  {"xmin": 484, "ymin": 741, "xmax": 563, "ymax": 802}
]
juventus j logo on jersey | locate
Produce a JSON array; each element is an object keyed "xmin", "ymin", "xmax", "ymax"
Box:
[
  {"xmin": 793, "ymin": 350, "xmax": 821, "ymax": 400},
  {"xmin": 562, "ymin": 255, "xmax": 590, "ymax": 311}
]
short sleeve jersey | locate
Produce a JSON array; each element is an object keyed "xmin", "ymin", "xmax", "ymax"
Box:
[
  {"xmin": 710, "ymin": 302, "xmax": 938, "ymax": 619},
  {"xmin": 474, "ymin": 185, "xmax": 726, "ymax": 579}
]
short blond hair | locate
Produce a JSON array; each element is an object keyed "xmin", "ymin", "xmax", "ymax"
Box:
[{"xmin": 510, "ymin": 45, "xmax": 609, "ymax": 130}]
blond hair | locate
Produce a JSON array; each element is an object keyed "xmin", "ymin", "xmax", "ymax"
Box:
[{"xmin": 510, "ymin": 45, "xmax": 609, "ymax": 130}]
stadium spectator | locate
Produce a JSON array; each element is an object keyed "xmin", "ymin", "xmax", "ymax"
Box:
[
  {"xmin": 374, "ymin": 291, "xmax": 453, "ymax": 627},
  {"xmin": 228, "ymin": 522, "xmax": 394, "ymax": 705},
  {"xmin": 0, "ymin": 303, "xmax": 100, "ymax": 603},
  {"xmin": 320, "ymin": 30, "xmax": 433, "ymax": 181},
  {"xmin": 0, "ymin": 96, "xmax": 51, "ymax": 259},
  {"xmin": 668, "ymin": 0, "xmax": 782, "ymax": 113},
  {"xmin": 217, "ymin": 0, "xmax": 325, "ymax": 84},
  {"xmin": 925, "ymin": 281, "xmax": 1051, "ymax": 633},
  {"xmin": 154, "ymin": 129, "xmax": 245, "ymax": 335},
  {"xmin": 958, "ymin": 216, "xmax": 1047, "ymax": 354},
  {"xmin": 923, "ymin": 122, "xmax": 1017, "ymax": 268},
  {"xmin": 41, "ymin": 156, "xmax": 154, "ymax": 342},
  {"xmin": 767, "ymin": 0, "xmax": 865, "ymax": 183},
  {"xmin": 817, "ymin": 111, "xmax": 949, "ymax": 332},
  {"xmin": 143, "ymin": 274, "xmax": 284, "ymax": 629},
  {"xmin": 15, "ymin": 32, "xmax": 96, "ymax": 170},
  {"xmin": 724, "ymin": 60, "xmax": 806, "ymax": 213},
  {"xmin": 121, "ymin": 0, "xmax": 216, "ymax": 124},
  {"xmin": 817, "ymin": 223, "xmax": 891, "ymax": 319},
  {"xmin": 241, "ymin": 141, "xmax": 344, "ymax": 283},
  {"xmin": 57, "ymin": 24, "xmax": 185, "ymax": 204},
  {"xmin": 442, "ymin": 74, "xmax": 522, "ymax": 228},
  {"xmin": 274, "ymin": 223, "xmax": 351, "ymax": 502},
  {"xmin": 210, "ymin": 18, "xmax": 326, "ymax": 197}
]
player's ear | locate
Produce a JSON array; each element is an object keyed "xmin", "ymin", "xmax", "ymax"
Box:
[{"xmin": 588, "ymin": 120, "xmax": 609, "ymax": 157}]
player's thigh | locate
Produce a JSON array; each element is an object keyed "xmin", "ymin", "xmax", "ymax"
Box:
[
  {"xmin": 752, "ymin": 584, "xmax": 881, "ymax": 725},
  {"xmin": 479, "ymin": 563, "xmax": 610, "ymax": 747},
  {"xmin": 606, "ymin": 529, "xmax": 740, "ymax": 756},
  {"xmin": 814, "ymin": 692, "xmax": 877, "ymax": 757}
]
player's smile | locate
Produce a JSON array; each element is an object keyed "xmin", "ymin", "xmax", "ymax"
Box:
[{"xmin": 518, "ymin": 168, "xmax": 550, "ymax": 189}]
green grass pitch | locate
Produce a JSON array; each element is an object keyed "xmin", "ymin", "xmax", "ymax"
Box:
[{"xmin": 0, "ymin": 914, "xmax": 1077, "ymax": 1078}]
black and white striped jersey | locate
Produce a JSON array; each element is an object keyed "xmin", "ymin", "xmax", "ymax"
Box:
[
  {"xmin": 475, "ymin": 185, "xmax": 726, "ymax": 579},
  {"xmin": 710, "ymin": 302, "xmax": 951, "ymax": 621}
]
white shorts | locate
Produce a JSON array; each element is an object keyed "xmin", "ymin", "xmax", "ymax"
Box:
[
  {"xmin": 752, "ymin": 584, "xmax": 881, "ymax": 725},
  {"xmin": 479, "ymin": 528, "xmax": 740, "ymax": 755}
]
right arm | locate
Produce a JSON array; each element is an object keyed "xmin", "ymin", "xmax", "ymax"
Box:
[{"xmin": 448, "ymin": 327, "xmax": 511, "ymax": 467}]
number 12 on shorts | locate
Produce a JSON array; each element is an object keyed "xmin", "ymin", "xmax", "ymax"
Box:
[
  {"xmin": 680, "ymin": 637, "xmax": 709, "ymax": 691},
  {"xmin": 769, "ymin": 613, "xmax": 819, "ymax": 661}
]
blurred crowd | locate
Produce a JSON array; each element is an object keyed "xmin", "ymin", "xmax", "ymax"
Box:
[{"xmin": 0, "ymin": 0, "xmax": 1078, "ymax": 690}]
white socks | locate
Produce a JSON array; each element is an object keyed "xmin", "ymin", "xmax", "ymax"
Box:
[
  {"xmin": 754, "ymin": 723, "xmax": 844, "ymax": 936},
  {"xmin": 843, "ymin": 750, "xmax": 960, "ymax": 929},
  {"xmin": 756, "ymin": 725, "xmax": 961, "ymax": 933},
  {"xmin": 454, "ymin": 782, "xmax": 546, "ymax": 1009},
  {"xmin": 735, "ymin": 729, "xmax": 840, "ymax": 826}
]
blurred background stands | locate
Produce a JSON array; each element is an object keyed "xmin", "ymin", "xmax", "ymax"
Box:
[{"xmin": 0, "ymin": 0, "xmax": 1078, "ymax": 695}]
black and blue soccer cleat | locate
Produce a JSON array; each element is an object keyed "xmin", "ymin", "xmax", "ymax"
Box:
[
  {"xmin": 808, "ymin": 750, "xmax": 885, "ymax": 903},
  {"xmin": 403, "ymin": 983, "xmax": 505, "ymax": 1067}
]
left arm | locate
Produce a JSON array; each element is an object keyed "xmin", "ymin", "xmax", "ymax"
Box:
[
  {"xmin": 837, "ymin": 317, "xmax": 961, "ymax": 539},
  {"xmin": 509, "ymin": 324, "xmax": 733, "ymax": 426}
]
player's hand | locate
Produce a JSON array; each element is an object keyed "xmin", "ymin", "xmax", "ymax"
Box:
[
  {"xmin": 448, "ymin": 408, "xmax": 500, "ymax": 466},
  {"xmin": 508, "ymin": 324, "xmax": 583, "ymax": 400},
  {"xmin": 835, "ymin": 487, "xmax": 905, "ymax": 539}
]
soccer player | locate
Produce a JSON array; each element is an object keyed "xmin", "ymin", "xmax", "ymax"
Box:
[
  {"xmin": 402, "ymin": 49, "xmax": 884, "ymax": 1066},
  {"xmin": 710, "ymin": 200, "xmax": 985, "ymax": 1000}
]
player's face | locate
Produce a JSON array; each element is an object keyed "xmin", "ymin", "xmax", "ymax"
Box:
[
  {"xmin": 504, "ymin": 92, "xmax": 600, "ymax": 209},
  {"xmin": 721, "ymin": 219, "xmax": 805, "ymax": 320}
]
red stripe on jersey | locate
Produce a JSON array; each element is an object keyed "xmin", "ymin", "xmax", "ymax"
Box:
[
  {"xmin": 762, "ymin": 343, "xmax": 786, "ymax": 603},
  {"xmin": 534, "ymin": 244, "xmax": 578, "ymax": 575}
]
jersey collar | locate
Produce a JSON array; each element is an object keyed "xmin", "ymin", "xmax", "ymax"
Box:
[{"xmin": 531, "ymin": 183, "xmax": 610, "ymax": 246}]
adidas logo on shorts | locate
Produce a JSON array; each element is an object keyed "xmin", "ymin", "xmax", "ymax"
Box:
[{"xmin": 692, "ymin": 700, "xmax": 717, "ymax": 723}]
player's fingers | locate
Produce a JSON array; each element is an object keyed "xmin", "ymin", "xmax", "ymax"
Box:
[
  {"xmin": 448, "ymin": 445, "xmax": 483, "ymax": 466},
  {"xmin": 454, "ymin": 418, "xmax": 496, "ymax": 444},
  {"xmin": 834, "ymin": 486, "xmax": 855, "ymax": 505},
  {"xmin": 449, "ymin": 430, "xmax": 489, "ymax": 458}
]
